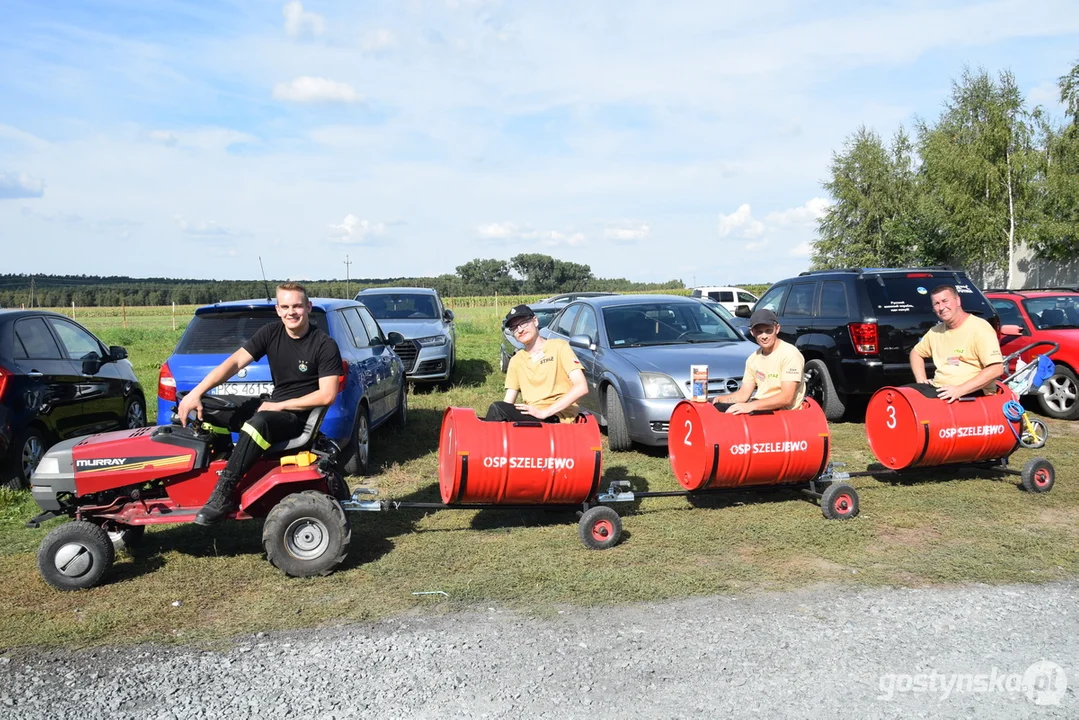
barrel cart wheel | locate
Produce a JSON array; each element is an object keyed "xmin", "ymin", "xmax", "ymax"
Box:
[
  {"xmin": 820, "ymin": 482, "xmax": 859, "ymax": 520},
  {"xmin": 578, "ymin": 506, "xmax": 622, "ymax": 550},
  {"xmin": 263, "ymin": 491, "xmax": 352, "ymax": 577},
  {"xmin": 37, "ymin": 521, "xmax": 116, "ymax": 591},
  {"xmin": 1021, "ymin": 458, "xmax": 1055, "ymax": 494}
]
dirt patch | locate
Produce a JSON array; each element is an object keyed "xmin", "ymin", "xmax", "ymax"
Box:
[
  {"xmin": 875, "ymin": 525, "xmax": 943, "ymax": 549},
  {"xmin": 1038, "ymin": 507, "xmax": 1079, "ymax": 533}
]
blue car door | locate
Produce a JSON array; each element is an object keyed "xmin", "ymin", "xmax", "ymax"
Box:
[
  {"xmin": 340, "ymin": 308, "xmax": 387, "ymax": 422},
  {"xmin": 356, "ymin": 306, "xmax": 397, "ymax": 422}
]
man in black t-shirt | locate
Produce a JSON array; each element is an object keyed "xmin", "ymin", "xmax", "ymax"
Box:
[{"xmin": 177, "ymin": 282, "xmax": 343, "ymax": 526}]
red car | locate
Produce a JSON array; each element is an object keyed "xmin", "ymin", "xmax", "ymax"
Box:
[{"xmin": 986, "ymin": 289, "xmax": 1079, "ymax": 420}]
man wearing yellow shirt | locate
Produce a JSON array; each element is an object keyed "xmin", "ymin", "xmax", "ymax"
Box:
[
  {"xmin": 486, "ymin": 305, "xmax": 589, "ymax": 423},
  {"xmin": 909, "ymin": 284, "xmax": 1003, "ymax": 402},
  {"xmin": 713, "ymin": 309, "xmax": 806, "ymax": 415}
]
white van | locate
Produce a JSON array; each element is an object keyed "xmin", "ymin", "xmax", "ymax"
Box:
[{"xmin": 690, "ymin": 286, "xmax": 759, "ymax": 314}]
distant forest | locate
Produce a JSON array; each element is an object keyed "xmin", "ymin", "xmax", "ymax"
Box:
[{"xmin": 0, "ymin": 254, "xmax": 688, "ymax": 307}]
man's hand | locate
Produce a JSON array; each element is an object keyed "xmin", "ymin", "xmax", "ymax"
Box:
[
  {"xmin": 935, "ymin": 385, "xmax": 967, "ymax": 403},
  {"xmin": 177, "ymin": 393, "xmax": 204, "ymax": 428},
  {"xmin": 258, "ymin": 400, "xmax": 283, "ymax": 413},
  {"xmin": 724, "ymin": 402, "xmax": 755, "ymax": 415},
  {"xmin": 515, "ymin": 403, "xmax": 550, "ymax": 420}
]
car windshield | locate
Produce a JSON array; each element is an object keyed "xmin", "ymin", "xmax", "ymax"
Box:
[
  {"xmin": 1022, "ymin": 296, "xmax": 1079, "ymax": 330},
  {"xmin": 360, "ymin": 294, "xmax": 439, "ymax": 320},
  {"xmin": 700, "ymin": 300, "xmax": 735, "ymax": 320},
  {"xmin": 175, "ymin": 309, "xmax": 324, "ymax": 354},
  {"xmin": 603, "ymin": 302, "xmax": 741, "ymax": 347}
]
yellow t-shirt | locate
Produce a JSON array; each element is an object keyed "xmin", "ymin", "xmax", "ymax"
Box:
[
  {"xmin": 505, "ymin": 338, "xmax": 583, "ymax": 422},
  {"xmin": 912, "ymin": 314, "xmax": 1003, "ymax": 391},
  {"xmin": 744, "ymin": 338, "xmax": 806, "ymax": 410}
]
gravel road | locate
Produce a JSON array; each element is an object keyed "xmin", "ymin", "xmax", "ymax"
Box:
[{"xmin": 1, "ymin": 580, "xmax": 1075, "ymax": 719}]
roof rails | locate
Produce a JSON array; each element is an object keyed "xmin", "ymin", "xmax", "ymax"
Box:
[{"xmin": 797, "ymin": 265, "xmax": 953, "ymax": 277}]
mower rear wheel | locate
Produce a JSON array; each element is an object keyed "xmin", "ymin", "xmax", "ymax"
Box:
[
  {"xmin": 821, "ymin": 482, "xmax": 860, "ymax": 520},
  {"xmin": 1021, "ymin": 458, "xmax": 1055, "ymax": 494},
  {"xmin": 263, "ymin": 492, "xmax": 351, "ymax": 578},
  {"xmin": 37, "ymin": 521, "xmax": 115, "ymax": 591},
  {"xmin": 578, "ymin": 506, "xmax": 622, "ymax": 550}
]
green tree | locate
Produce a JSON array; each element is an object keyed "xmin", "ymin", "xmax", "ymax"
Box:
[
  {"xmin": 455, "ymin": 258, "xmax": 518, "ymax": 295},
  {"xmin": 1028, "ymin": 60, "xmax": 1079, "ymax": 262},
  {"xmin": 812, "ymin": 126, "xmax": 924, "ymax": 269},
  {"xmin": 509, "ymin": 253, "xmax": 593, "ymax": 294}
]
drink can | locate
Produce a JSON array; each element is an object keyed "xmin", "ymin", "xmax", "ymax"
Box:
[{"xmin": 691, "ymin": 365, "xmax": 708, "ymax": 402}]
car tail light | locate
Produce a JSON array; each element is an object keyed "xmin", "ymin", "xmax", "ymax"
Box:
[
  {"xmin": 0, "ymin": 365, "xmax": 10, "ymax": 402},
  {"xmin": 848, "ymin": 322, "xmax": 879, "ymax": 354},
  {"xmin": 906, "ymin": 272, "xmax": 934, "ymax": 278},
  {"xmin": 338, "ymin": 359, "xmax": 348, "ymax": 394},
  {"xmin": 158, "ymin": 362, "xmax": 176, "ymax": 401}
]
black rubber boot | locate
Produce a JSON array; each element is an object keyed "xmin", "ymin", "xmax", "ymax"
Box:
[{"xmin": 194, "ymin": 471, "xmax": 239, "ymax": 526}]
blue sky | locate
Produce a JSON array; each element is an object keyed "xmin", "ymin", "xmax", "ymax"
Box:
[{"xmin": 2, "ymin": 0, "xmax": 1077, "ymax": 285}]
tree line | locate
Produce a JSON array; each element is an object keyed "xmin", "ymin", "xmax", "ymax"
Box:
[
  {"xmin": 813, "ymin": 60, "xmax": 1079, "ymax": 286},
  {"xmin": 0, "ymin": 254, "xmax": 685, "ymax": 308}
]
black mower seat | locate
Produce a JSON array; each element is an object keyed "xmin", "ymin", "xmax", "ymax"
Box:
[{"xmin": 265, "ymin": 405, "xmax": 328, "ymax": 455}]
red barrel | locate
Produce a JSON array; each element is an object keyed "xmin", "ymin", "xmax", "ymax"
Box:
[
  {"xmin": 438, "ymin": 407, "xmax": 603, "ymax": 505},
  {"xmin": 865, "ymin": 383, "xmax": 1021, "ymax": 470},
  {"xmin": 668, "ymin": 399, "xmax": 831, "ymax": 491}
]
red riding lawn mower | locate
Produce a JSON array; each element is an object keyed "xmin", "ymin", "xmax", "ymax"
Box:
[{"xmin": 25, "ymin": 395, "xmax": 351, "ymax": 591}]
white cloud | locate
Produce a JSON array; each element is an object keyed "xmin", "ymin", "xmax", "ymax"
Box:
[
  {"xmin": 745, "ymin": 239, "xmax": 769, "ymax": 251},
  {"xmin": 530, "ymin": 230, "xmax": 586, "ymax": 247},
  {"xmin": 790, "ymin": 241, "xmax": 814, "ymax": 257},
  {"xmin": 361, "ymin": 28, "xmax": 399, "ymax": 52},
  {"xmin": 150, "ymin": 128, "xmax": 257, "ymax": 151},
  {"xmin": 329, "ymin": 214, "xmax": 386, "ymax": 243},
  {"xmin": 273, "ymin": 77, "xmax": 362, "ymax": 104},
  {"xmin": 603, "ymin": 223, "xmax": 650, "ymax": 241},
  {"xmin": 764, "ymin": 197, "xmax": 831, "ymax": 226},
  {"xmin": 477, "ymin": 221, "xmax": 518, "ymax": 239},
  {"xmin": 717, "ymin": 204, "xmax": 764, "ymax": 238},
  {"xmin": 283, "ymin": 2, "xmax": 325, "ymax": 38},
  {"xmin": 0, "ymin": 171, "xmax": 45, "ymax": 199},
  {"xmin": 174, "ymin": 215, "xmax": 240, "ymax": 237}
]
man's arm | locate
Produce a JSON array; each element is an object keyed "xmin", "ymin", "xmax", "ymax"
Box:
[
  {"xmin": 713, "ymin": 378, "xmax": 755, "ymax": 408},
  {"xmin": 176, "ymin": 348, "xmax": 255, "ymax": 426},
  {"xmin": 518, "ymin": 369, "xmax": 588, "ymax": 420},
  {"xmin": 935, "ymin": 363, "xmax": 1004, "ymax": 402},
  {"xmin": 502, "ymin": 388, "xmax": 520, "ymax": 404},
  {"xmin": 258, "ymin": 375, "xmax": 338, "ymax": 413},
  {"xmin": 725, "ymin": 380, "xmax": 799, "ymax": 415},
  {"xmin": 909, "ymin": 348, "xmax": 930, "ymax": 384}
]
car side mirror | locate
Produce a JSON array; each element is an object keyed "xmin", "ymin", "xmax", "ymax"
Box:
[
  {"xmin": 386, "ymin": 331, "xmax": 405, "ymax": 345},
  {"xmin": 999, "ymin": 324, "xmax": 1024, "ymax": 336},
  {"xmin": 569, "ymin": 334, "xmax": 595, "ymax": 351},
  {"xmin": 443, "ymin": 309, "xmax": 454, "ymax": 322},
  {"xmin": 735, "ymin": 305, "xmax": 752, "ymax": 318},
  {"xmin": 109, "ymin": 345, "xmax": 128, "ymax": 361}
]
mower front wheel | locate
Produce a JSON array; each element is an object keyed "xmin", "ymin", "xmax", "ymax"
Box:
[
  {"xmin": 37, "ymin": 521, "xmax": 116, "ymax": 591},
  {"xmin": 263, "ymin": 492, "xmax": 351, "ymax": 578}
]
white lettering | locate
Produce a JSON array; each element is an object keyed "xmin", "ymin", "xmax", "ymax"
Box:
[
  {"xmin": 481, "ymin": 456, "xmax": 576, "ymax": 470},
  {"xmin": 938, "ymin": 425, "xmax": 1006, "ymax": 439},
  {"xmin": 76, "ymin": 458, "xmax": 128, "ymax": 468},
  {"xmin": 728, "ymin": 441, "xmax": 809, "ymax": 455}
]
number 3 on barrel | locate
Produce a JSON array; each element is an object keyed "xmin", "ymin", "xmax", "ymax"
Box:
[
  {"xmin": 885, "ymin": 405, "xmax": 897, "ymax": 429},
  {"xmin": 683, "ymin": 420, "xmax": 693, "ymax": 446}
]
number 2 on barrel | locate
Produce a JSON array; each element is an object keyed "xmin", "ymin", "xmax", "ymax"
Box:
[
  {"xmin": 683, "ymin": 420, "xmax": 693, "ymax": 446},
  {"xmin": 885, "ymin": 405, "xmax": 897, "ymax": 429}
]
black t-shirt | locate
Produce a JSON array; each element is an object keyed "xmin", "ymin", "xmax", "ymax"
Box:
[{"xmin": 242, "ymin": 322, "xmax": 342, "ymax": 402}]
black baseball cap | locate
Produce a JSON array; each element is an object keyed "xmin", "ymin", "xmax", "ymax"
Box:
[
  {"xmin": 504, "ymin": 304, "xmax": 536, "ymax": 328},
  {"xmin": 748, "ymin": 308, "xmax": 779, "ymax": 327}
]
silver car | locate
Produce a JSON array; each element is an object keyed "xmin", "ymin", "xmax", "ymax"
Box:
[
  {"xmin": 543, "ymin": 295, "xmax": 756, "ymax": 449},
  {"xmin": 355, "ymin": 287, "xmax": 455, "ymax": 384}
]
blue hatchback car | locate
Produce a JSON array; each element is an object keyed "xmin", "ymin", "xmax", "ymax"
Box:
[{"xmin": 157, "ymin": 298, "xmax": 406, "ymax": 476}]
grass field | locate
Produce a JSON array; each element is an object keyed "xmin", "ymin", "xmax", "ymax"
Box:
[{"xmin": 0, "ymin": 306, "xmax": 1076, "ymax": 649}]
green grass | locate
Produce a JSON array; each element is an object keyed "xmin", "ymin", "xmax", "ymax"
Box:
[{"xmin": 1, "ymin": 306, "xmax": 1077, "ymax": 649}]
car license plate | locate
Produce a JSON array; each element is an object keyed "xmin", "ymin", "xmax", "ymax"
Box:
[{"xmin": 209, "ymin": 382, "xmax": 274, "ymax": 396}]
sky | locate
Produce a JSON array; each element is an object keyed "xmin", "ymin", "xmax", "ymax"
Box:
[{"xmin": 1, "ymin": 0, "xmax": 1077, "ymax": 286}]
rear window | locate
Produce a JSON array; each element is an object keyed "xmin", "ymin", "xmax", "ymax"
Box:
[
  {"xmin": 865, "ymin": 276, "xmax": 994, "ymax": 317},
  {"xmin": 175, "ymin": 310, "xmax": 324, "ymax": 354}
]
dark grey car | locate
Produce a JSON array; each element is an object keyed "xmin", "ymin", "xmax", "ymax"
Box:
[
  {"xmin": 355, "ymin": 288, "xmax": 456, "ymax": 384},
  {"xmin": 542, "ymin": 295, "xmax": 756, "ymax": 450}
]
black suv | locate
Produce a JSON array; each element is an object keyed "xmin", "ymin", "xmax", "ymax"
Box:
[
  {"xmin": 0, "ymin": 310, "xmax": 146, "ymax": 489},
  {"xmin": 747, "ymin": 268, "xmax": 1000, "ymax": 420}
]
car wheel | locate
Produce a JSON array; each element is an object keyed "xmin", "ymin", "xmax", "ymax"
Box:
[
  {"xmin": 392, "ymin": 383, "xmax": 408, "ymax": 430},
  {"xmin": 1036, "ymin": 366, "xmax": 1079, "ymax": 420},
  {"xmin": 804, "ymin": 359, "xmax": 847, "ymax": 421},
  {"xmin": 125, "ymin": 395, "xmax": 147, "ymax": 429},
  {"xmin": 605, "ymin": 387, "xmax": 632, "ymax": 451},
  {"xmin": 2, "ymin": 427, "xmax": 47, "ymax": 490},
  {"xmin": 342, "ymin": 404, "xmax": 371, "ymax": 476}
]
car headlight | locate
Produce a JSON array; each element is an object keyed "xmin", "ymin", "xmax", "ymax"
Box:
[
  {"xmin": 640, "ymin": 372, "xmax": 684, "ymax": 399},
  {"xmin": 416, "ymin": 335, "xmax": 448, "ymax": 347}
]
